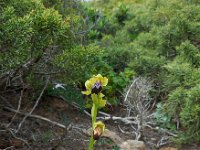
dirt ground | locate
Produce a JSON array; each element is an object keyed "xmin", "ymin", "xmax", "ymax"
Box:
[{"xmin": 0, "ymin": 91, "xmax": 199, "ymax": 150}]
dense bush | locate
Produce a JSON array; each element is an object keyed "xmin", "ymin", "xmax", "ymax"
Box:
[
  {"xmin": 89, "ymin": 0, "xmax": 200, "ymax": 144},
  {"xmin": 1, "ymin": 0, "xmax": 200, "ymax": 144},
  {"xmin": 0, "ymin": 1, "xmax": 100, "ymax": 93},
  {"xmin": 128, "ymin": 0, "xmax": 200, "ymax": 143},
  {"xmin": 0, "ymin": 0, "xmax": 132, "ymax": 106}
]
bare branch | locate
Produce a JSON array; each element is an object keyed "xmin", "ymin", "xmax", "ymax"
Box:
[
  {"xmin": 124, "ymin": 78, "xmax": 139, "ymax": 102},
  {"xmin": 0, "ymin": 124, "xmax": 30, "ymax": 148},
  {"xmin": 4, "ymin": 107, "xmax": 66, "ymax": 129},
  {"xmin": 70, "ymin": 101, "xmax": 139, "ymax": 125},
  {"xmin": 15, "ymin": 76, "xmax": 50, "ymax": 133},
  {"xmin": 156, "ymin": 136, "xmax": 171, "ymax": 147},
  {"xmin": 0, "ymin": 95, "xmax": 14, "ymax": 108},
  {"xmin": 7, "ymin": 89, "xmax": 24, "ymax": 127}
]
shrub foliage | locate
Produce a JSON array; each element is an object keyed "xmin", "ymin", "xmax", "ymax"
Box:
[{"xmin": 0, "ymin": 0, "xmax": 200, "ymax": 144}]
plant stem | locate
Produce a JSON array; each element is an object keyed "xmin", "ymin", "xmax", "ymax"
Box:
[
  {"xmin": 88, "ymin": 103, "xmax": 97, "ymax": 150},
  {"xmin": 89, "ymin": 136, "xmax": 94, "ymax": 150}
]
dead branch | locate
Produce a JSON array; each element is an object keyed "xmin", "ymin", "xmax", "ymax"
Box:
[
  {"xmin": 0, "ymin": 95, "xmax": 14, "ymax": 108},
  {"xmin": 152, "ymin": 127, "xmax": 177, "ymax": 137},
  {"xmin": 56, "ymin": 94, "xmax": 178, "ymax": 143},
  {"xmin": 124, "ymin": 78, "xmax": 139, "ymax": 102},
  {"xmin": 0, "ymin": 57, "xmax": 35, "ymax": 91},
  {"xmin": 0, "ymin": 124, "xmax": 30, "ymax": 149},
  {"xmin": 118, "ymin": 125, "xmax": 132, "ymax": 135},
  {"xmin": 156, "ymin": 136, "xmax": 171, "ymax": 147},
  {"xmin": 2, "ymin": 146, "xmax": 15, "ymax": 150},
  {"xmin": 7, "ymin": 89, "xmax": 24, "ymax": 127},
  {"xmin": 0, "ymin": 46, "xmax": 49, "ymax": 91},
  {"xmin": 135, "ymin": 115, "xmax": 141, "ymax": 140},
  {"xmin": 4, "ymin": 107, "xmax": 66, "ymax": 129},
  {"xmin": 70, "ymin": 101, "xmax": 140, "ymax": 125},
  {"xmin": 15, "ymin": 76, "xmax": 50, "ymax": 133},
  {"xmin": 123, "ymin": 77, "xmax": 155, "ymax": 140},
  {"xmin": 97, "ymin": 115, "xmax": 139, "ymax": 125}
]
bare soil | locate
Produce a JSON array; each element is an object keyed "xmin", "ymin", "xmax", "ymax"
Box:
[{"xmin": 0, "ymin": 91, "xmax": 199, "ymax": 150}]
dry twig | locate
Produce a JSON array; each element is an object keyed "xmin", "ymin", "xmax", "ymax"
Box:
[
  {"xmin": 4, "ymin": 107, "xmax": 66, "ymax": 129},
  {"xmin": 123, "ymin": 77, "xmax": 155, "ymax": 140},
  {"xmin": 0, "ymin": 124, "xmax": 30, "ymax": 149},
  {"xmin": 7, "ymin": 89, "xmax": 24, "ymax": 127},
  {"xmin": 156, "ymin": 136, "xmax": 171, "ymax": 147},
  {"xmin": 15, "ymin": 76, "xmax": 50, "ymax": 133},
  {"xmin": 0, "ymin": 95, "xmax": 14, "ymax": 108}
]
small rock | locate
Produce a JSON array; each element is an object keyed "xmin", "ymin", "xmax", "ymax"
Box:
[
  {"xmin": 120, "ymin": 140, "xmax": 146, "ymax": 150},
  {"xmin": 85, "ymin": 128, "xmax": 146, "ymax": 150}
]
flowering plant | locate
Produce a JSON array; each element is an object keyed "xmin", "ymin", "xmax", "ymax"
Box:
[{"xmin": 82, "ymin": 74, "xmax": 108, "ymax": 150}]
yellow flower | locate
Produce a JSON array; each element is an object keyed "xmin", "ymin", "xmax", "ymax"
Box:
[
  {"xmin": 93, "ymin": 121, "xmax": 105, "ymax": 140},
  {"xmin": 82, "ymin": 74, "xmax": 108, "ymax": 95}
]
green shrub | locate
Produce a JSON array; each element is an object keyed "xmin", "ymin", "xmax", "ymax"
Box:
[
  {"xmin": 90, "ymin": 0, "xmax": 200, "ymax": 144},
  {"xmin": 53, "ymin": 44, "xmax": 103, "ymax": 85},
  {"xmin": 164, "ymin": 85, "xmax": 200, "ymax": 143}
]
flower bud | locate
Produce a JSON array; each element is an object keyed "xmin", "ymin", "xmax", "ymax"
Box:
[
  {"xmin": 93, "ymin": 126, "xmax": 102, "ymax": 140},
  {"xmin": 93, "ymin": 121, "xmax": 105, "ymax": 140}
]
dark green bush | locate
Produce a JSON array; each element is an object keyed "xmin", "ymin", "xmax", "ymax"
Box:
[
  {"xmin": 1, "ymin": 0, "xmax": 200, "ymax": 144},
  {"xmin": 89, "ymin": 0, "xmax": 200, "ymax": 143}
]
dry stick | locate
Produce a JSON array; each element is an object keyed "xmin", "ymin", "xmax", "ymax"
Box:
[
  {"xmin": 118, "ymin": 125, "xmax": 132, "ymax": 135},
  {"xmin": 124, "ymin": 78, "xmax": 138, "ymax": 102},
  {"xmin": 2, "ymin": 124, "xmax": 30, "ymax": 148},
  {"xmin": 156, "ymin": 136, "xmax": 171, "ymax": 147},
  {"xmin": 71, "ymin": 101, "xmax": 142, "ymax": 126},
  {"xmin": 15, "ymin": 76, "xmax": 50, "ymax": 133},
  {"xmin": 0, "ymin": 95, "xmax": 14, "ymax": 108},
  {"xmin": 65, "ymin": 98, "xmax": 178, "ymax": 141},
  {"xmin": 70, "ymin": 101, "xmax": 139, "ymax": 124},
  {"xmin": 4, "ymin": 107, "xmax": 66, "ymax": 129},
  {"xmin": 57, "ymin": 97, "xmax": 178, "ymax": 140},
  {"xmin": 2, "ymin": 146, "xmax": 15, "ymax": 150},
  {"xmin": 7, "ymin": 89, "xmax": 24, "ymax": 127},
  {"xmin": 135, "ymin": 115, "xmax": 141, "ymax": 140},
  {"xmin": 97, "ymin": 116, "xmax": 139, "ymax": 124}
]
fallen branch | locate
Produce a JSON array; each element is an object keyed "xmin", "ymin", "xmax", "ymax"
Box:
[
  {"xmin": 70, "ymin": 101, "xmax": 139, "ymax": 125},
  {"xmin": 154, "ymin": 127, "xmax": 178, "ymax": 137},
  {"xmin": 0, "ymin": 124, "xmax": 30, "ymax": 149},
  {"xmin": 4, "ymin": 107, "xmax": 66, "ymax": 129},
  {"xmin": 15, "ymin": 76, "xmax": 49, "ymax": 133},
  {"xmin": 97, "ymin": 116, "xmax": 139, "ymax": 125},
  {"xmin": 57, "ymin": 96, "xmax": 178, "ymax": 142},
  {"xmin": 0, "ymin": 95, "xmax": 14, "ymax": 108},
  {"xmin": 7, "ymin": 89, "xmax": 24, "ymax": 127},
  {"xmin": 2, "ymin": 146, "xmax": 15, "ymax": 150},
  {"xmin": 156, "ymin": 136, "xmax": 171, "ymax": 147}
]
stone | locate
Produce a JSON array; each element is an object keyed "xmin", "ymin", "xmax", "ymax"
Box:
[
  {"xmin": 120, "ymin": 140, "xmax": 146, "ymax": 150},
  {"xmin": 85, "ymin": 128, "xmax": 146, "ymax": 150}
]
